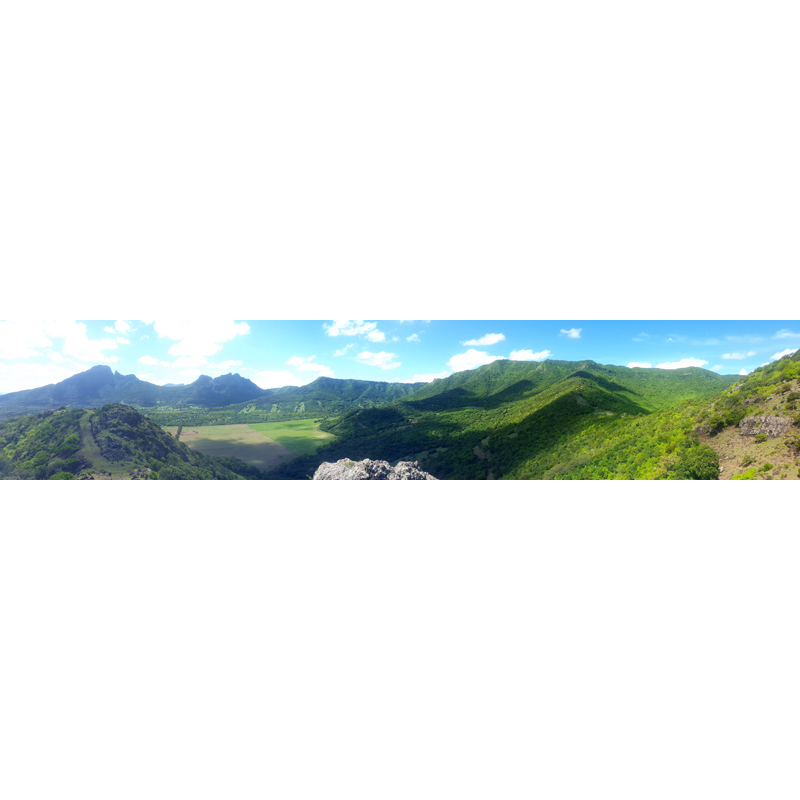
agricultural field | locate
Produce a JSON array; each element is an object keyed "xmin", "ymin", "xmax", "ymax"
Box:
[
  {"xmin": 163, "ymin": 419, "xmax": 335, "ymax": 471},
  {"xmin": 164, "ymin": 424, "xmax": 296, "ymax": 471},
  {"xmin": 247, "ymin": 419, "xmax": 337, "ymax": 456}
]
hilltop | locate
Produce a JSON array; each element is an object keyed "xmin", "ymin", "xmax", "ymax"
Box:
[{"xmin": 0, "ymin": 404, "xmax": 252, "ymax": 480}]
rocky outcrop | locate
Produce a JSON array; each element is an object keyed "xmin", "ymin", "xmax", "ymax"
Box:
[
  {"xmin": 738, "ymin": 415, "xmax": 792, "ymax": 438},
  {"xmin": 313, "ymin": 458, "xmax": 438, "ymax": 480}
]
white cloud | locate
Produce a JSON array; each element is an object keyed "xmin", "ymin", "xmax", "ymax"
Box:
[
  {"xmin": 627, "ymin": 362, "xmax": 653, "ymax": 368},
  {"xmin": 0, "ymin": 321, "xmax": 53, "ymax": 358},
  {"xmin": 214, "ymin": 360, "xmax": 244, "ymax": 371},
  {"xmin": 774, "ymin": 329, "xmax": 800, "ymax": 339},
  {"xmin": 0, "ymin": 361, "xmax": 84, "ymax": 394},
  {"xmin": 356, "ymin": 351, "xmax": 402, "ymax": 370},
  {"xmin": 770, "ymin": 348, "xmax": 798, "ymax": 361},
  {"xmin": 655, "ymin": 358, "xmax": 709, "ymax": 369},
  {"xmin": 286, "ymin": 355, "xmax": 333, "ymax": 377},
  {"xmin": 722, "ymin": 351, "xmax": 757, "ymax": 359},
  {"xmin": 462, "ymin": 333, "xmax": 506, "ymax": 346},
  {"xmin": 448, "ymin": 349, "xmax": 506, "ymax": 371},
  {"xmin": 153, "ymin": 320, "xmax": 251, "ymax": 358},
  {"xmin": 560, "ymin": 328, "xmax": 582, "ymax": 339},
  {"xmin": 253, "ymin": 370, "xmax": 302, "ymax": 389},
  {"xmin": 136, "ymin": 373, "xmax": 155, "ymax": 381},
  {"xmin": 114, "ymin": 320, "xmax": 132, "ymax": 334},
  {"xmin": 55, "ymin": 322, "xmax": 119, "ymax": 363},
  {"xmin": 103, "ymin": 326, "xmax": 115, "ymax": 334},
  {"xmin": 412, "ymin": 372, "xmax": 450, "ymax": 383},
  {"xmin": 510, "ymin": 349, "xmax": 551, "ymax": 361},
  {"xmin": 334, "ymin": 344, "xmax": 355, "ymax": 357},
  {"xmin": 366, "ymin": 329, "xmax": 386, "ymax": 343},
  {"xmin": 116, "ymin": 337, "xmax": 130, "ymax": 345},
  {"xmin": 324, "ymin": 320, "xmax": 378, "ymax": 337},
  {"xmin": 739, "ymin": 369, "xmax": 750, "ymax": 376},
  {"xmin": 138, "ymin": 355, "xmax": 170, "ymax": 367},
  {"xmin": 711, "ymin": 365, "xmax": 723, "ymax": 371},
  {"xmin": 0, "ymin": 320, "xmax": 120, "ymax": 363},
  {"xmin": 171, "ymin": 355, "xmax": 209, "ymax": 368},
  {"xmin": 406, "ymin": 334, "xmax": 421, "ymax": 343}
]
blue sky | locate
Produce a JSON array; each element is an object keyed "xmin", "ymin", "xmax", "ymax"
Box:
[{"xmin": 0, "ymin": 320, "xmax": 798, "ymax": 395}]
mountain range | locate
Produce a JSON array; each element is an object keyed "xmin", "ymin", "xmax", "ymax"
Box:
[
  {"xmin": 0, "ymin": 365, "xmax": 426, "ymax": 422},
  {"xmin": 2, "ymin": 354, "xmax": 798, "ymax": 479}
]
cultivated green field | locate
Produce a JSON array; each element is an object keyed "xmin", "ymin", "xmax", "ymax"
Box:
[
  {"xmin": 165, "ymin": 424, "xmax": 296, "ymax": 471},
  {"xmin": 162, "ymin": 419, "xmax": 335, "ymax": 471},
  {"xmin": 247, "ymin": 420, "xmax": 336, "ymax": 456}
]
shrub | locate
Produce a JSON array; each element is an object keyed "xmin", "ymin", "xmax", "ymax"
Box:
[
  {"xmin": 49, "ymin": 472, "xmax": 75, "ymax": 480},
  {"xmin": 741, "ymin": 455, "xmax": 755, "ymax": 467},
  {"xmin": 754, "ymin": 433, "xmax": 768, "ymax": 443},
  {"xmin": 787, "ymin": 392, "xmax": 800, "ymax": 402},
  {"xmin": 733, "ymin": 468, "xmax": 757, "ymax": 480},
  {"xmin": 759, "ymin": 462, "xmax": 773, "ymax": 473},
  {"xmin": 672, "ymin": 444, "xmax": 720, "ymax": 480}
]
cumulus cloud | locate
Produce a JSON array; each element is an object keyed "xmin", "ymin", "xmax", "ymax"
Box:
[
  {"xmin": 770, "ymin": 348, "xmax": 799, "ymax": 361},
  {"xmin": 0, "ymin": 361, "xmax": 85, "ymax": 394},
  {"xmin": 0, "ymin": 321, "xmax": 53, "ymax": 358},
  {"xmin": 510, "ymin": 349, "xmax": 551, "ymax": 361},
  {"xmin": 462, "ymin": 333, "xmax": 505, "ymax": 346},
  {"xmin": 739, "ymin": 369, "xmax": 750, "ymax": 376},
  {"xmin": 655, "ymin": 358, "xmax": 709, "ymax": 369},
  {"xmin": 711, "ymin": 365, "xmax": 723, "ymax": 371},
  {"xmin": 0, "ymin": 320, "xmax": 120, "ymax": 363},
  {"xmin": 406, "ymin": 334, "xmax": 421, "ymax": 343},
  {"xmin": 366, "ymin": 329, "xmax": 386, "ymax": 343},
  {"xmin": 324, "ymin": 320, "xmax": 378, "ymax": 337},
  {"xmin": 774, "ymin": 329, "xmax": 800, "ymax": 339},
  {"xmin": 138, "ymin": 355, "xmax": 170, "ymax": 367},
  {"xmin": 153, "ymin": 320, "xmax": 250, "ymax": 358},
  {"xmin": 448, "ymin": 349, "xmax": 506, "ymax": 372},
  {"xmin": 412, "ymin": 372, "xmax": 451, "ymax": 383},
  {"xmin": 333, "ymin": 344, "xmax": 355, "ymax": 357},
  {"xmin": 214, "ymin": 360, "xmax": 244, "ymax": 371},
  {"xmin": 627, "ymin": 362, "xmax": 653, "ymax": 368},
  {"xmin": 253, "ymin": 370, "xmax": 302, "ymax": 389},
  {"xmin": 171, "ymin": 355, "xmax": 209, "ymax": 368},
  {"xmin": 559, "ymin": 328, "xmax": 582, "ymax": 339},
  {"xmin": 722, "ymin": 351, "xmax": 757, "ymax": 359},
  {"xmin": 356, "ymin": 351, "xmax": 402, "ymax": 370},
  {"xmin": 286, "ymin": 355, "xmax": 334, "ymax": 377}
]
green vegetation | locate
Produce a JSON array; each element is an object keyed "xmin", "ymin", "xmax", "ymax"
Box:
[
  {"xmin": 4, "ymin": 351, "xmax": 799, "ymax": 481},
  {"xmin": 247, "ymin": 420, "xmax": 336, "ymax": 456},
  {"xmin": 0, "ymin": 404, "xmax": 247, "ymax": 480}
]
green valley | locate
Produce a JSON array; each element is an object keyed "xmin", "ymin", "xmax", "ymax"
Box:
[{"xmin": 2, "ymin": 353, "xmax": 798, "ymax": 480}]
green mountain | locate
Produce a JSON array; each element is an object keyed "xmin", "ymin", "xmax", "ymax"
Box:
[
  {"xmin": 263, "ymin": 358, "xmax": 793, "ymax": 481},
  {"xmin": 3, "ymin": 356, "xmax": 797, "ymax": 480},
  {"xmin": 138, "ymin": 376, "xmax": 428, "ymax": 426},
  {"xmin": 0, "ymin": 403, "xmax": 249, "ymax": 480}
]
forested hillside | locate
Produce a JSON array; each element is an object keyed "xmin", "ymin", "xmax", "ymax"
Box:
[
  {"xmin": 262, "ymin": 359, "xmax": 749, "ymax": 480},
  {"xmin": 0, "ymin": 404, "xmax": 251, "ymax": 480}
]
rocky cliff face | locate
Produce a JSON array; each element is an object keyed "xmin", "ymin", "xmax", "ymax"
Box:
[
  {"xmin": 739, "ymin": 415, "xmax": 792, "ymax": 438},
  {"xmin": 313, "ymin": 458, "xmax": 438, "ymax": 480}
]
